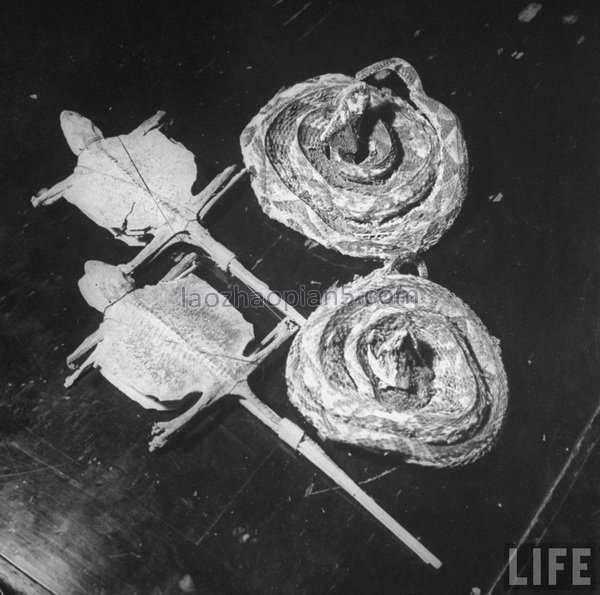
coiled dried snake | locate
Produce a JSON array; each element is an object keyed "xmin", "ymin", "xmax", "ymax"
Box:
[
  {"xmin": 241, "ymin": 58, "xmax": 468, "ymax": 260},
  {"xmin": 286, "ymin": 266, "xmax": 508, "ymax": 467}
]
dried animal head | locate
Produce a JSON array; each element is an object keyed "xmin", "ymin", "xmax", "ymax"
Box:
[
  {"xmin": 241, "ymin": 58, "xmax": 468, "ymax": 260},
  {"xmin": 286, "ymin": 268, "xmax": 508, "ymax": 467},
  {"xmin": 78, "ymin": 260, "xmax": 135, "ymax": 312}
]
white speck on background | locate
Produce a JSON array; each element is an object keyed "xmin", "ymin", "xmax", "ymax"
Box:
[
  {"xmin": 562, "ymin": 13, "xmax": 580, "ymax": 25},
  {"xmin": 518, "ymin": 3, "xmax": 542, "ymax": 23},
  {"xmin": 178, "ymin": 574, "xmax": 195, "ymax": 593}
]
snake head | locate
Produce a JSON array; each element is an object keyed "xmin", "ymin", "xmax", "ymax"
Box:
[
  {"xmin": 319, "ymin": 82, "xmax": 371, "ymax": 145},
  {"xmin": 364, "ymin": 322, "xmax": 435, "ymax": 408},
  {"xmin": 343, "ymin": 82, "xmax": 371, "ymax": 117}
]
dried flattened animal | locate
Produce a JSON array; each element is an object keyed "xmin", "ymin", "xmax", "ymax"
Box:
[
  {"xmin": 241, "ymin": 58, "xmax": 468, "ymax": 260},
  {"xmin": 65, "ymin": 274, "xmax": 257, "ymax": 411},
  {"xmin": 32, "ymin": 111, "xmax": 203, "ymax": 245},
  {"xmin": 65, "ymin": 261, "xmax": 297, "ymax": 450},
  {"xmin": 286, "ymin": 268, "xmax": 507, "ymax": 467}
]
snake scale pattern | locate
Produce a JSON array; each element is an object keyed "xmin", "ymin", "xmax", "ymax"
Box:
[
  {"xmin": 286, "ymin": 268, "xmax": 508, "ymax": 467},
  {"xmin": 241, "ymin": 58, "xmax": 469, "ymax": 260}
]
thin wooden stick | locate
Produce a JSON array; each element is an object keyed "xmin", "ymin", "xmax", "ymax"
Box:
[
  {"xmin": 160, "ymin": 253, "xmax": 199, "ymax": 282},
  {"xmin": 196, "ymin": 165, "xmax": 240, "ymax": 209},
  {"xmin": 197, "ymin": 168, "xmax": 248, "ymax": 220},
  {"xmin": 227, "ymin": 255, "xmax": 306, "ymax": 326},
  {"xmin": 238, "ymin": 388, "xmax": 442, "ymax": 569}
]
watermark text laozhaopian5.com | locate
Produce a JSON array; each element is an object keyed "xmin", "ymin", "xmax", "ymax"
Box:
[
  {"xmin": 504, "ymin": 543, "xmax": 595, "ymax": 590},
  {"xmin": 180, "ymin": 284, "xmax": 419, "ymax": 309}
]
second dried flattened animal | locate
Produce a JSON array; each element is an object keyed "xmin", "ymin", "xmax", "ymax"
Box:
[{"xmin": 65, "ymin": 275, "xmax": 255, "ymax": 410}]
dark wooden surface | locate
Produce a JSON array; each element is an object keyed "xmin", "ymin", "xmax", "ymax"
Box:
[{"xmin": 2, "ymin": 0, "xmax": 600, "ymax": 593}]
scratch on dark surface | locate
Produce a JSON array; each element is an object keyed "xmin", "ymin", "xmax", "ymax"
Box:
[
  {"xmin": 219, "ymin": 422, "xmax": 267, "ymax": 458},
  {"xmin": 300, "ymin": 3, "xmax": 339, "ymax": 39},
  {"xmin": 486, "ymin": 393, "xmax": 600, "ymax": 594},
  {"xmin": 3, "ymin": 443, "xmax": 24, "ymax": 483},
  {"xmin": 0, "ymin": 463, "xmax": 70, "ymax": 480},
  {"xmin": 284, "ymin": 2, "xmax": 313, "ymax": 26},
  {"xmin": 92, "ymin": 403, "xmax": 136, "ymax": 415},
  {"xmin": 24, "ymin": 428, "xmax": 83, "ymax": 469},
  {"xmin": 34, "ymin": 532, "xmax": 93, "ymax": 569},
  {"xmin": 545, "ymin": 425, "xmax": 562, "ymax": 482},
  {"xmin": 306, "ymin": 466, "xmax": 400, "ymax": 497},
  {"xmin": 250, "ymin": 233, "xmax": 283, "ymax": 272},
  {"xmin": 195, "ymin": 445, "xmax": 276, "ymax": 544},
  {"xmin": 195, "ymin": 59, "xmax": 216, "ymax": 76},
  {"xmin": 10, "ymin": 443, "xmax": 74, "ymax": 484},
  {"xmin": 15, "ymin": 432, "xmax": 206, "ymax": 545},
  {"xmin": 109, "ymin": 552, "xmax": 141, "ymax": 559},
  {"xmin": 3, "ymin": 317, "xmax": 43, "ymax": 373},
  {"xmin": 0, "ymin": 279, "xmax": 52, "ymax": 314}
]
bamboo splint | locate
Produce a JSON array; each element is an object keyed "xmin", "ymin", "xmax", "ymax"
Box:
[{"xmin": 238, "ymin": 386, "xmax": 442, "ymax": 569}]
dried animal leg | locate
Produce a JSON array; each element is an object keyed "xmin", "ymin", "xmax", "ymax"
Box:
[
  {"xmin": 64, "ymin": 352, "xmax": 97, "ymax": 388},
  {"xmin": 32, "ymin": 175, "xmax": 76, "ymax": 207},
  {"xmin": 66, "ymin": 327, "xmax": 104, "ymax": 368},
  {"xmin": 129, "ymin": 110, "xmax": 169, "ymax": 137}
]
